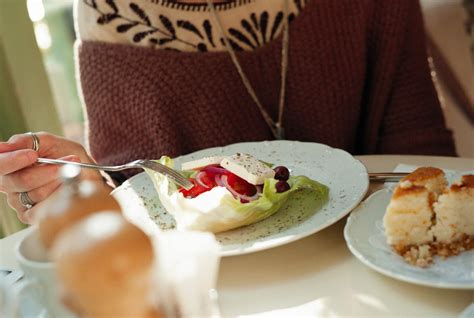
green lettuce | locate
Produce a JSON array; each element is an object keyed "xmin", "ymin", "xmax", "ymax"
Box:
[{"xmin": 145, "ymin": 156, "xmax": 329, "ymax": 233}]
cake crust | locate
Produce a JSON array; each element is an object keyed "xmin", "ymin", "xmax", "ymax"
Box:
[
  {"xmin": 451, "ymin": 175, "xmax": 474, "ymax": 192},
  {"xmin": 401, "ymin": 167, "xmax": 444, "ymax": 183},
  {"xmin": 392, "ymin": 185, "xmax": 426, "ymax": 199}
]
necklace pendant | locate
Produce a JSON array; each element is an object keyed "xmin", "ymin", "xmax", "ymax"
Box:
[{"xmin": 275, "ymin": 126, "xmax": 285, "ymax": 140}]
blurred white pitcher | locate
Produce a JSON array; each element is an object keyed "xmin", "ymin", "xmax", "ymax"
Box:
[{"xmin": 9, "ymin": 228, "xmax": 75, "ymax": 318}]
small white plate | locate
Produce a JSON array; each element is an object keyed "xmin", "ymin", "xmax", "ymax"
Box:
[
  {"xmin": 344, "ymin": 189, "xmax": 474, "ymax": 290},
  {"xmin": 113, "ymin": 140, "xmax": 369, "ymax": 256}
]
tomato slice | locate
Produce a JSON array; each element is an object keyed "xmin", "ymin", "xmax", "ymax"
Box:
[
  {"xmin": 195, "ymin": 171, "xmax": 215, "ymax": 188},
  {"xmin": 225, "ymin": 173, "xmax": 257, "ymax": 196},
  {"xmin": 179, "ymin": 165, "xmax": 257, "ymax": 198},
  {"xmin": 179, "ymin": 179, "xmax": 209, "ymax": 198}
]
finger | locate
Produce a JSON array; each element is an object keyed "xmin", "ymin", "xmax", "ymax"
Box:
[
  {"xmin": 0, "ymin": 149, "xmax": 38, "ymax": 176},
  {"xmin": 6, "ymin": 180, "xmax": 61, "ymax": 225},
  {"xmin": 0, "ymin": 141, "xmax": 18, "ymax": 153},
  {"xmin": 0, "ymin": 155, "xmax": 79, "ymax": 193},
  {"xmin": 16, "ymin": 202, "xmax": 42, "ymax": 225},
  {"xmin": 22, "ymin": 199, "xmax": 52, "ymax": 224},
  {"xmin": 1, "ymin": 162, "xmax": 61, "ymax": 193},
  {"xmin": 32, "ymin": 132, "xmax": 82, "ymax": 159},
  {"xmin": 27, "ymin": 180, "xmax": 62, "ymax": 203},
  {"xmin": 4, "ymin": 156, "xmax": 82, "ymax": 225},
  {"xmin": 4, "ymin": 133, "xmax": 96, "ymax": 172},
  {"xmin": 20, "ymin": 208, "xmax": 36, "ymax": 225},
  {"xmin": 5, "ymin": 132, "xmax": 67, "ymax": 158},
  {"xmin": 6, "ymin": 192, "xmax": 27, "ymax": 222},
  {"xmin": 0, "ymin": 133, "xmax": 32, "ymax": 153},
  {"xmin": 2, "ymin": 133, "xmax": 37, "ymax": 152}
]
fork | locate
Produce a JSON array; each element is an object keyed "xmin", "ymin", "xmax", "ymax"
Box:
[
  {"xmin": 37, "ymin": 158, "xmax": 194, "ymax": 190},
  {"xmin": 368, "ymin": 172, "xmax": 409, "ymax": 181}
]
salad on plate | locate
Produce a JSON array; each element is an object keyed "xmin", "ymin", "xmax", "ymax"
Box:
[{"xmin": 146, "ymin": 153, "xmax": 329, "ymax": 233}]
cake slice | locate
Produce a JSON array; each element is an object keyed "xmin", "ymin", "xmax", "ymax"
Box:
[
  {"xmin": 384, "ymin": 168, "xmax": 474, "ymax": 267},
  {"xmin": 430, "ymin": 175, "xmax": 474, "ymax": 255},
  {"xmin": 383, "ymin": 167, "xmax": 446, "ymax": 266}
]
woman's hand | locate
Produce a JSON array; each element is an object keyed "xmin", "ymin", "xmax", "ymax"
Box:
[{"xmin": 0, "ymin": 132, "xmax": 103, "ymax": 224}]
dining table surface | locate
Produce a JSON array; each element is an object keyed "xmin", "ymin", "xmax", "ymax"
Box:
[{"xmin": 1, "ymin": 154, "xmax": 473, "ymax": 317}]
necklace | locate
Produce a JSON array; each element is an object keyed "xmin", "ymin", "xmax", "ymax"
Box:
[{"xmin": 206, "ymin": 0, "xmax": 290, "ymax": 140}]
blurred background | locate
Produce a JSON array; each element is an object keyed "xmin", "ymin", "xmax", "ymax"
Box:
[{"xmin": 0, "ymin": 0, "xmax": 473, "ymax": 237}]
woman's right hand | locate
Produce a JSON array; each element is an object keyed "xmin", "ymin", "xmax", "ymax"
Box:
[{"xmin": 0, "ymin": 132, "xmax": 103, "ymax": 224}]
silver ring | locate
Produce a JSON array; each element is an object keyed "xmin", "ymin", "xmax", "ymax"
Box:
[
  {"xmin": 19, "ymin": 192, "xmax": 35, "ymax": 209},
  {"xmin": 26, "ymin": 132, "xmax": 40, "ymax": 152}
]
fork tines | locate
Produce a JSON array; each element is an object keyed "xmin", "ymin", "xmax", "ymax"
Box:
[{"xmin": 140, "ymin": 160, "xmax": 193, "ymax": 190}]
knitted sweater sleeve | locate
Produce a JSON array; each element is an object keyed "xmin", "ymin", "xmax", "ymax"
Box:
[{"xmin": 361, "ymin": 0, "xmax": 456, "ymax": 156}]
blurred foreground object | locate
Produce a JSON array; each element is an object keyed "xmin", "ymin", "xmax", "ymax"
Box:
[
  {"xmin": 37, "ymin": 165, "xmax": 121, "ymax": 249},
  {"xmin": 52, "ymin": 211, "xmax": 162, "ymax": 317},
  {"xmin": 155, "ymin": 231, "xmax": 221, "ymax": 317}
]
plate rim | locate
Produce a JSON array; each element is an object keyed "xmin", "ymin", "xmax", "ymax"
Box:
[
  {"xmin": 344, "ymin": 189, "xmax": 474, "ymax": 290},
  {"xmin": 113, "ymin": 140, "xmax": 370, "ymax": 256}
]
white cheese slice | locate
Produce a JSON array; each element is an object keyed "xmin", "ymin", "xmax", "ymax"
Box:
[
  {"xmin": 181, "ymin": 156, "xmax": 226, "ymax": 170},
  {"xmin": 220, "ymin": 153, "xmax": 275, "ymax": 185}
]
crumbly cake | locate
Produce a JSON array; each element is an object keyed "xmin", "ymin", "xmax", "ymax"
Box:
[
  {"xmin": 431, "ymin": 175, "xmax": 474, "ymax": 255},
  {"xmin": 384, "ymin": 185, "xmax": 435, "ymax": 249},
  {"xmin": 383, "ymin": 168, "xmax": 473, "ymax": 267}
]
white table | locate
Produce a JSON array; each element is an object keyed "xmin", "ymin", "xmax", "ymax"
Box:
[{"xmin": 1, "ymin": 155, "xmax": 473, "ymax": 317}]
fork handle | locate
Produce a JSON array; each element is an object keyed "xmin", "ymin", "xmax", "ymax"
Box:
[
  {"xmin": 368, "ymin": 172, "xmax": 409, "ymax": 181},
  {"xmin": 37, "ymin": 158, "xmax": 122, "ymax": 172}
]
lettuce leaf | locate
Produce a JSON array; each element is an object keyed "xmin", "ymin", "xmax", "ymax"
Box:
[{"xmin": 145, "ymin": 156, "xmax": 329, "ymax": 233}]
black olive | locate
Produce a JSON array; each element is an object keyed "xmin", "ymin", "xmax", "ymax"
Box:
[
  {"xmin": 274, "ymin": 166, "xmax": 290, "ymax": 181},
  {"xmin": 275, "ymin": 180, "xmax": 290, "ymax": 193}
]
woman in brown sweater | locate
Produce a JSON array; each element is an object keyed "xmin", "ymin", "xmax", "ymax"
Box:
[{"xmin": 0, "ymin": 0, "xmax": 456, "ymax": 223}]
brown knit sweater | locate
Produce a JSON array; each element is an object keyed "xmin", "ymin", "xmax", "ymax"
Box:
[{"xmin": 78, "ymin": 0, "xmax": 456, "ymax": 176}]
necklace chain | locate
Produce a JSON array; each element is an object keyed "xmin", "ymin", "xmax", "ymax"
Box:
[{"xmin": 206, "ymin": 0, "xmax": 290, "ymax": 140}]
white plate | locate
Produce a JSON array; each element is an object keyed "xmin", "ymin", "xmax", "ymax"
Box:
[
  {"xmin": 344, "ymin": 189, "xmax": 474, "ymax": 290},
  {"xmin": 112, "ymin": 140, "xmax": 369, "ymax": 256}
]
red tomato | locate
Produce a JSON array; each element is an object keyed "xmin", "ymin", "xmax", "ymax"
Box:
[
  {"xmin": 225, "ymin": 173, "xmax": 257, "ymax": 196},
  {"xmin": 195, "ymin": 171, "xmax": 215, "ymax": 188},
  {"xmin": 179, "ymin": 165, "xmax": 257, "ymax": 198},
  {"xmin": 179, "ymin": 179, "xmax": 209, "ymax": 198}
]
